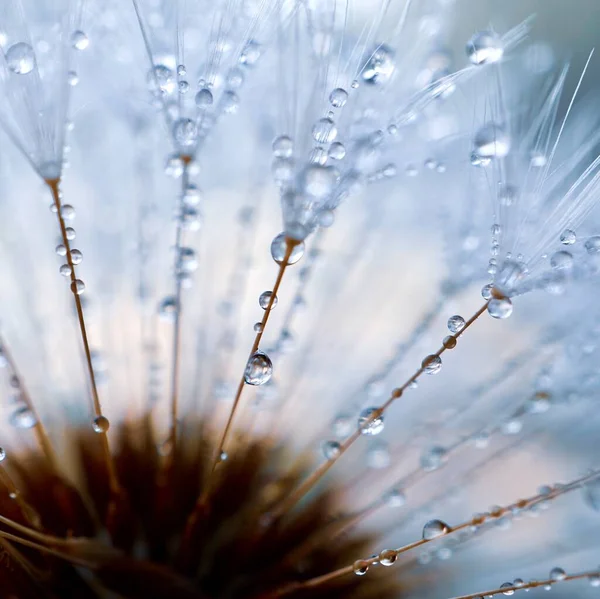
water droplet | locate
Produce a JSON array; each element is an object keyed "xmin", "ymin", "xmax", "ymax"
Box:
[
  {"xmin": 589, "ymin": 574, "xmax": 600, "ymax": 587},
  {"xmin": 358, "ymin": 407, "xmax": 384, "ymax": 436},
  {"xmin": 332, "ymin": 414, "xmax": 352, "ymax": 437},
  {"xmin": 447, "ymin": 315, "xmax": 465, "ymax": 333},
  {"xmin": 226, "ymin": 67, "xmax": 244, "ymax": 88},
  {"xmin": 272, "ymin": 135, "xmax": 293, "ymax": 158},
  {"xmin": 422, "ymin": 519, "xmax": 450, "ymax": 540},
  {"xmin": 362, "ymin": 44, "xmax": 395, "ymax": 85},
  {"xmin": 240, "ymin": 40, "xmax": 261, "ymax": 66},
  {"xmin": 172, "ymin": 118, "xmax": 198, "ymax": 150},
  {"xmin": 379, "ymin": 549, "xmax": 396, "ymax": 566},
  {"xmin": 67, "ymin": 70, "xmax": 79, "ymax": 86},
  {"xmin": 178, "ymin": 80, "xmax": 189, "ymax": 94},
  {"xmin": 443, "ymin": 336, "xmax": 457, "ymax": 349},
  {"xmin": 6, "ymin": 42, "xmax": 35, "ymax": 74},
  {"xmin": 55, "ymin": 244, "xmax": 66, "ymax": 256},
  {"xmin": 222, "ymin": 90, "xmax": 239, "ymax": 114},
  {"xmin": 71, "ymin": 279, "xmax": 85, "ymax": 295},
  {"xmin": 466, "ymin": 31, "xmax": 504, "ymax": 65},
  {"xmin": 560, "ymin": 229, "xmax": 576, "ymax": 245},
  {"xmin": 481, "ymin": 284, "xmax": 493, "ymax": 299},
  {"xmin": 473, "ymin": 123, "xmax": 510, "ymax": 159},
  {"xmin": 259, "ymin": 291, "xmax": 277, "ymax": 310},
  {"xmin": 367, "ymin": 442, "xmax": 390, "ymax": 469},
  {"xmin": 502, "ymin": 418, "xmax": 522, "ymax": 435},
  {"xmin": 0, "ymin": 447, "xmax": 5, "ymax": 462},
  {"xmin": 421, "ymin": 446, "xmax": 448, "ymax": 471},
  {"xmin": 59, "ymin": 264, "xmax": 71, "ymax": 277},
  {"xmin": 92, "ymin": 415, "xmax": 110, "ymax": 433},
  {"xmin": 384, "ymin": 488, "xmax": 406, "ymax": 507},
  {"xmin": 270, "ymin": 233, "xmax": 305, "ymax": 265},
  {"xmin": 148, "ymin": 64, "xmax": 175, "ymax": 95},
  {"xmin": 550, "ymin": 250, "xmax": 573, "ymax": 270},
  {"xmin": 585, "ymin": 236, "xmax": 600, "ymax": 254},
  {"xmin": 549, "ymin": 567, "xmax": 566, "ymax": 581},
  {"xmin": 474, "ymin": 431, "xmax": 490, "ymax": 448},
  {"xmin": 60, "ymin": 204, "xmax": 75, "ymax": 220},
  {"xmin": 195, "ymin": 88, "xmax": 213, "ymax": 108},
  {"xmin": 422, "ymin": 354, "xmax": 442, "ymax": 374},
  {"xmin": 513, "ymin": 579, "xmax": 525, "ymax": 588},
  {"xmin": 302, "ymin": 164, "xmax": 338, "ymax": 198},
  {"xmin": 329, "ymin": 87, "xmax": 348, "ymax": 107},
  {"xmin": 328, "ymin": 142, "xmax": 346, "ymax": 160},
  {"xmin": 487, "ymin": 297, "xmax": 513, "ymax": 319},
  {"xmin": 525, "ymin": 391, "xmax": 551, "ymax": 414},
  {"xmin": 244, "ymin": 351, "xmax": 273, "ymax": 386},
  {"xmin": 158, "ymin": 296, "xmax": 178, "ymax": 321},
  {"xmin": 500, "ymin": 582, "xmax": 515, "ymax": 595},
  {"xmin": 10, "ymin": 406, "xmax": 36, "ymax": 429},
  {"xmin": 165, "ymin": 155, "xmax": 184, "ymax": 178},
  {"xmin": 71, "ymin": 249, "xmax": 83, "ymax": 265},
  {"xmin": 312, "ymin": 117, "xmax": 337, "ymax": 144},
  {"xmin": 322, "ymin": 440, "xmax": 341, "ymax": 459},
  {"xmin": 219, "ymin": 451, "xmax": 228, "ymax": 462},
  {"xmin": 353, "ymin": 560, "xmax": 369, "ymax": 576},
  {"xmin": 253, "ymin": 322, "xmax": 263, "ymax": 333},
  {"xmin": 71, "ymin": 30, "xmax": 89, "ymax": 50}
]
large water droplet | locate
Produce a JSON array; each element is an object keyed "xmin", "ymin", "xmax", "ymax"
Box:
[
  {"xmin": 379, "ymin": 549, "xmax": 397, "ymax": 566},
  {"xmin": 422, "ymin": 354, "xmax": 442, "ymax": 374},
  {"xmin": 312, "ymin": 117, "xmax": 337, "ymax": 144},
  {"xmin": 272, "ymin": 135, "xmax": 293, "ymax": 158},
  {"xmin": 487, "ymin": 297, "xmax": 513, "ymax": 319},
  {"xmin": 466, "ymin": 31, "xmax": 504, "ymax": 65},
  {"xmin": 92, "ymin": 415, "xmax": 110, "ymax": 433},
  {"xmin": 422, "ymin": 519, "xmax": 450, "ymax": 540},
  {"xmin": 10, "ymin": 406, "xmax": 37, "ymax": 429},
  {"xmin": 71, "ymin": 30, "xmax": 89, "ymax": 50},
  {"xmin": 358, "ymin": 407, "xmax": 384, "ymax": 436},
  {"xmin": 6, "ymin": 42, "xmax": 35, "ymax": 74},
  {"xmin": 353, "ymin": 560, "xmax": 369, "ymax": 576},
  {"xmin": 549, "ymin": 567, "xmax": 566, "ymax": 581},
  {"xmin": 584, "ymin": 236, "xmax": 600, "ymax": 254},
  {"xmin": 270, "ymin": 233, "xmax": 305, "ymax": 264},
  {"xmin": 329, "ymin": 87, "xmax": 348, "ymax": 107},
  {"xmin": 195, "ymin": 88, "xmax": 213, "ymax": 108},
  {"xmin": 244, "ymin": 351, "xmax": 273, "ymax": 386},
  {"xmin": 560, "ymin": 229, "xmax": 576, "ymax": 245},
  {"xmin": 362, "ymin": 44, "xmax": 395, "ymax": 85},
  {"xmin": 550, "ymin": 250, "xmax": 573, "ymax": 270},
  {"xmin": 259, "ymin": 291, "xmax": 277, "ymax": 310}
]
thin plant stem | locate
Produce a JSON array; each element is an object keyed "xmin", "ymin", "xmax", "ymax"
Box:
[
  {"xmin": 0, "ymin": 333, "xmax": 58, "ymax": 473},
  {"xmin": 269, "ymin": 469, "xmax": 600, "ymax": 597},
  {"xmin": 269, "ymin": 300, "xmax": 491, "ymax": 521},
  {"xmin": 46, "ymin": 178, "xmax": 120, "ymax": 496}
]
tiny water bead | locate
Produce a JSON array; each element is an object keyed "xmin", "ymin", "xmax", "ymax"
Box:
[
  {"xmin": 550, "ymin": 567, "xmax": 566, "ymax": 581},
  {"xmin": 500, "ymin": 582, "xmax": 514, "ymax": 595},
  {"xmin": 358, "ymin": 407, "xmax": 384, "ymax": 436},
  {"xmin": 422, "ymin": 519, "xmax": 450, "ymax": 540},
  {"xmin": 71, "ymin": 249, "xmax": 83, "ymax": 265},
  {"xmin": 473, "ymin": 123, "xmax": 510, "ymax": 159},
  {"xmin": 560, "ymin": 229, "xmax": 576, "ymax": 245},
  {"xmin": 353, "ymin": 560, "xmax": 369, "ymax": 576},
  {"xmin": 385, "ymin": 488, "xmax": 406, "ymax": 508},
  {"xmin": 253, "ymin": 322, "xmax": 263, "ymax": 333},
  {"xmin": 312, "ymin": 117, "xmax": 337, "ymax": 144},
  {"xmin": 259, "ymin": 291, "xmax": 278, "ymax": 310},
  {"xmin": 219, "ymin": 451, "xmax": 228, "ymax": 462},
  {"xmin": 466, "ymin": 30, "xmax": 504, "ymax": 65},
  {"xmin": 487, "ymin": 297, "xmax": 513, "ymax": 319},
  {"xmin": 195, "ymin": 88, "xmax": 214, "ymax": 108},
  {"xmin": 158, "ymin": 296, "xmax": 178, "ymax": 321},
  {"xmin": 244, "ymin": 351, "xmax": 273, "ymax": 386},
  {"xmin": 328, "ymin": 142, "xmax": 346, "ymax": 160},
  {"xmin": 173, "ymin": 118, "xmax": 198, "ymax": 149},
  {"xmin": 422, "ymin": 354, "xmax": 442, "ymax": 374},
  {"xmin": 71, "ymin": 30, "xmax": 89, "ymax": 50},
  {"xmin": 92, "ymin": 415, "xmax": 110, "ymax": 433},
  {"xmin": 272, "ymin": 135, "xmax": 293, "ymax": 158},
  {"xmin": 421, "ymin": 446, "xmax": 448, "ymax": 471},
  {"xmin": 148, "ymin": 64, "xmax": 175, "ymax": 95},
  {"xmin": 584, "ymin": 236, "xmax": 600, "ymax": 254},
  {"xmin": 329, "ymin": 87, "xmax": 348, "ymax": 108},
  {"xmin": 362, "ymin": 44, "xmax": 395, "ymax": 85},
  {"xmin": 550, "ymin": 250, "xmax": 573, "ymax": 270},
  {"xmin": 322, "ymin": 440, "xmax": 341, "ymax": 459},
  {"xmin": 0, "ymin": 447, "xmax": 5, "ymax": 461},
  {"xmin": 70, "ymin": 279, "xmax": 86, "ymax": 295},
  {"xmin": 239, "ymin": 40, "xmax": 261, "ymax": 66},
  {"xmin": 447, "ymin": 315, "xmax": 466, "ymax": 333},
  {"xmin": 270, "ymin": 233, "xmax": 305, "ymax": 264},
  {"xmin": 6, "ymin": 42, "xmax": 35, "ymax": 74},
  {"xmin": 379, "ymin": 550, "xmax": 397, "ymax": 566},
  {"xmin": 67, "ymin": 71, "xmax": 79, "ymax": 86}
]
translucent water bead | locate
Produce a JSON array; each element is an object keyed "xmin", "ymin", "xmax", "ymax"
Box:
[
  {"xmin": 244, "ymin": 351, "xmax": 273, "ymax": 386},
  {"xmin": 500, "ymin": 582, "xmax": 514, "ymax": 595},
  {"xmin": 384, "ymin": 488, "xmax": 406, "ymax": 507},
  {"xmin": 329, "ymin": 87, "xmax": 348, "ymax": 108},
  {"xmin": 420, "ymin": 446, "xmax": 448, "ymax": 471},
  {"xmin": 312, "ymin": 117, "xmax": 337, "ymax": 144},
  {"xmin": 560, "ymin": 229, "xmax": 576, "ymax": 245},
  {"xmin": 550, "ymin": 567, "xmax": 566, "ymax": 581},
  {"xmin": 550, "ymin": 250, "xmax": 573, "ymax": 270},
  {"xmin": 92, "ymin": 415, "xmax": 110, "ymax": 433},
  {"xmin": 473, "ymin": 123, "xmax": 510, "ymax": 159},
  {"xmin": 6, "ymin": 42, "xmax": 35, "ymax": 74},
  {"xmin": 584, "ymin": 236, "xmax": 600, "ymax": 254},
  {"xmin": 362, "ymin": 44, "xmax": 395, "ymax": 85},
  {"xmin": 259, "ymin": 291, "xmax": 277, "ymax": 310},
  {"xmin": 71, "ymin": 30, "xmax": 89, "ymax": 50},
  {"xmin": 272, "ymin": 135, "xmax": 293, "ymax": 158},
  {"xmin": 148, "ymin": 65, "xmax": 175, "ymax": 95},
  {"xmin": 353, "ymin": 560, "xmax": 369, "ymax": 576},
  {"xmin": 195, "ymin": 88, "xmax": 213, "ymax": 108},
  {"xmin": 358, "ymin": 407, "xmax": 384, "ymax": 436},
  {"xmin": 322, "ymin": 440, "xmax": 341, "ymax": 459},
  {"xmin": 173, "ymin": 118, "xmax": 198, "ymax": 149},
  {"xmin": 0, "ymin": 447, "xmax": 5, "ymax": 461},
  {"xmin": 447, "ymin": 315, "xmax": 465, "ymax": 333},
  {"xmin": 70, "ymin": 279, "xmax": 86, "ymax": 295},
  {"xmin": 466, "ymin": 31, "xmax": 504, "ymax": 65},
  {"xmin": 487, "ymin": 297, "xmax": 513, "ymax": 319},
  {"xmin": 422, "ymin": 519, "xmax": 450, "ymax": 540},
  {"xmin": 422, "ymin": 354, "xmax": 442, "ymax": 374},
  {"xmin": 270, "ymin": 233, "xmax": 305, "ymax": 264},
  {"xmin": 379, "ymin": 550, "xmax": 397, "ymax": 566},
  {"xmin": 158, "ymin": 296, "xmax": 178, "ymax": 321},
  {"xmin": 9, "ymin": 406, "xmax": 36, "ymax": 429}
]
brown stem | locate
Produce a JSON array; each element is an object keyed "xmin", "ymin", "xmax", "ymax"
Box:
[
  {"xmin": 269, "ymin": 300, "xmax": 490, "ymax": 521},
  {"xmin": 46, "ymin": 178, "xmax": 120, "ymax": 496}
]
